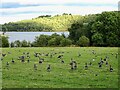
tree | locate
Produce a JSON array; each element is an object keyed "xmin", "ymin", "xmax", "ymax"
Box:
[
  {"xmin": 27, "ymin": 41, "xmax": 31, "ymax": 47},
  {"xmin": 48, "ymin": 36, "xmax": 64, "ymax": 46},
  {"xmin": 48, "ymin": 38, "xmax": 56, "ymax": 46},
  {"xmin": 106, "ymin": 33, "xmax": 119, "ymax": 46},
  {"xmin": 91, "ymin": 33, "xmax": 104, "ymax": 46},
  {"xmin": 62, "ymin": 13, "xmax": 68, "ymax": 15},
  {"xmin": 21, "ymin": 40, "xmax": 28, "ymax": 47},
  {"xmin": 68, "ymin": 14, "xmax": 97, "ymax": 44},
  {"xmin": 60, "ymin": 38, "xmax": 72, "ymax": 46},
  {"xmin": 91, "ymin": 11, "xmax": 119, "ymax": 46},
  {"xmin": 77, "ymin": 36, "xmax": 90, "ymax": 47},
  {"xmin": 10, "ymin": 42, "xmax": 14, "ymax": 47},
  {"xmin": 61, "ymin": 33, "xmax": 66, "ymax": 38},
  {"xmin": 0, "ymin": 35, "xmax": 9, "ymax": 47},
  {"xmin": 34, "ymin": 35, "xmax": 50, "ymax": 47},
  {"xmin": 48, "ymin": 33, "xmax": 64, "ymax": 46},
  {"xmin": 14, "ymin": 40, "xmax": 21, "ymax": 47},
  {"xmin": 50, "ymin": 33, "xmax": 60, "ymax": 39},
  {"xmin": 68, "ymin": 22, "xmax": 84, "ymax": 43}
]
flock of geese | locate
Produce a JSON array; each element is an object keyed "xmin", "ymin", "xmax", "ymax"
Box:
[{"xmin": 1, "ymin": 49, "xmax": 118, "ymax": 73}]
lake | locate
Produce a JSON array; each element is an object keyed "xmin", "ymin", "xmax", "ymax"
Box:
[{"xmin": 4, "ymin": 32, "xmax": 69, "ymax": 43}]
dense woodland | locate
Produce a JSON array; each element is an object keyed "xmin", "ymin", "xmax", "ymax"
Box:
[{"xmin": 1, "ymin": 11, "xmax": 119, "ymax": 47}]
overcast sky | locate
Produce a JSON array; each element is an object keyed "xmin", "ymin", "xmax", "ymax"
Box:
[{"xmin": 0, "ymin": 0, "xmax": 119, "ymax": 24}]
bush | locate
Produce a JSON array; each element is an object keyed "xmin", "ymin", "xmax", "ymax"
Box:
[
  {"xmin": 0, "ymin": 35, "xmax": 9, "ymax": 47},
  {"xmin": 77, "ymin": 36, "xmax": 90, "ymax": 46},
  {"xmin": 10, "ymin": 42, "xmax": 14, "ymax": 47},
  {"xmin": 48, "ymin": 38, "xmax": 56, "ymax": 46},
  {"xmin": 14, "ymin": 40, "xmax": 21, "ymax": 47},
  {"xmin": 60, "ymin": 38, "xmax": 72, "ymax": 46},
  {"xmin": 48, "ymin": 34, "xmax": 64, "ymax": 46},
  {"xmin": 34, "ymin": 35, "xmax": 50, "ymax": 47},
  {"xmin": 21, "ymin": 40, "xmax": 29, "ymax": 47}
]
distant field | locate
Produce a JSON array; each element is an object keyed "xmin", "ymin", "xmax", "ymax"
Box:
[{"xmin": 1, "ymin": 47, "xmax": 119, "ymax": 88}]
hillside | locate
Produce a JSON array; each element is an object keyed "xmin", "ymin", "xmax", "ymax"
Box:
[{"xmin": 2, "ymin": 13, "xmax": 87, "ymax": 32}]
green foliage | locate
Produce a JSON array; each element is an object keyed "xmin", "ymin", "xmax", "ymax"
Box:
[
  {"xmin": 68, "ymin": 11, "xmax": 119, "ymax": 47},
  {"xmin": 50, "ymin": 33, "xmax": 61, "ymax": 39},
  {"xmin": 0, "ymin": 35, "xmax": 9, "ymax": 47},
  {"xmin": 90, "ymin": 11, "xmax": 119, "ymax": 46},
  {"xmin": 77, "ymin": 36, "xmax": 90, "ymax": 46},
  {"xmin": 68, "ymin": 14, "xmax": 97, "ymax": 44},
  {"xmin": 68, "ymin": 23, "xmax": 83, "ymax": 43},
  {"xmin": 48, "ymin": 38, "xmax": 56, "ymax": 46},
  {"xmin": 8, "ymin": 34, "xmax": 71, "ymax": 47},
  {"xmin": 10, "ymin": 40, "xmax": 31, "ymax": 47},
  {"xmin": 91, "ymin": 33, "xmax": 104, "ymax": 46},
  {"xmin": 27, "ymin": 41, "xmax": 31, "ymax": 47},
  {"xmin": 34, "ymin": 35, "xmax": 50, "ymax": 47},
  {"xmin": 10, "ymin": 42, "xmax": 14, "ymax": 47},
  {"xmin": 32, "ymin": 34, "xmax": 61, "ymax": 47},
  {"xmin": 33, "ymin": 33, "xmax": 71, "ymax": 47},
  {"xmin": 14, "ymin": 40, "xmax": 21, "ymax": 47},
  {"xmin": 21, "ymin": 40, "xmax": 29, "ymax": 47},
  {"xmin": 60, "ymin": 38, "xmax": 72, "ymax": 46}
]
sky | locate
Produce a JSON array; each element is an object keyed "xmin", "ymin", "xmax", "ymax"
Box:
[{"xmin": 0, "ymin": 0, "xmax": 119, "ymax": 24}]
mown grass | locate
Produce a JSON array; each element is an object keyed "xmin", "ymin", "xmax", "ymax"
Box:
[{"xmin": 1, "ymin": 47, "xmax": 119, "ymax": 88}]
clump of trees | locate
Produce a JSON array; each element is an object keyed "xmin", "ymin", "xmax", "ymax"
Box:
[
  {"xmin": 91, "ymin": 11, "xmax": 119, "ymax": 46},
  {"xmin": 32, "ymin": 33, "xmax": 72, "ymax": 47},
  {"xmin": 10, "ymin": 40, "xmax": 31, "ymax": 47},
  {"xmin": 68, "ymin": 11, "xmax": 119, "ymax": 47},
  {"xmin": 1, "ymin": 33, "xmax": 72, "ymax": 47}
]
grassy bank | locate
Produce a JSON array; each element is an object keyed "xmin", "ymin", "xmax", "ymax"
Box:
[{"xmin": 1, "ymin": 47, "xmax": 119, "ymax": 88}]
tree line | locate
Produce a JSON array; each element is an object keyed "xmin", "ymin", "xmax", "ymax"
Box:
[
  {"xmin": 68, "ymin": 11, "xmax": 119, "ymax": 47},
  {"xmin": 1, "ymin": 33, "xmax": 90, "ymax": 47},
  {"xmin": 1, "ymin": 13, "xmax": 83, "ymax": 32},
  {"xmin": 0, "ymin": 33, "xmax": 73, "ymax": 47},
  {"xmin": 1, "ymin": 11, "xmax": 119, "ymax": 47}
]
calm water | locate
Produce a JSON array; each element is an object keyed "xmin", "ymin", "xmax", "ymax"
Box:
[{"xmin": 5, "ymin": 32, "xmax": 69, "ymax": 43}]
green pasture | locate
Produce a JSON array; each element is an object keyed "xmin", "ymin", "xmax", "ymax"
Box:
[{"xmin": 1, "ymin": 47, "xmax": 119, "ymax": 88}]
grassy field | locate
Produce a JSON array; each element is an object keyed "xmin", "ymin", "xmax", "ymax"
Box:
[{"xmin": 1, "ymin": 47, "xmax": 119, "ymax": 88}]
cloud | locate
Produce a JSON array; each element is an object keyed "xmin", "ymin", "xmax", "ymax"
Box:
[
  {"xmin": 0, "ymin": 0, "xmax": 119, "ymax": 24},
  {"xmin": 2, "ymin": 0, "xmax": 119, "ymax": 5},
  {"xmin": 1, "ymin": 0, "xmax": 119, "ymax": 8},
  {"xmin": 1, "ymin": 2, "xmax": 117, "ymax": 9},
  {"xmin": 1, "ymin": 5, "xmax": 117, "ymax": 15},
  {"xmin": 1, "ymin": 5, "xmax": 117, "ymax": 24},
  {"xmin": 1, "ymin": 2, "xmax": 58, "ymax": 8}
]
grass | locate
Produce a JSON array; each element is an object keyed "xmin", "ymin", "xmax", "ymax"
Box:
[{"xmin": 1, "ymin": 47, "xmax": 119, "ymax": 88}]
